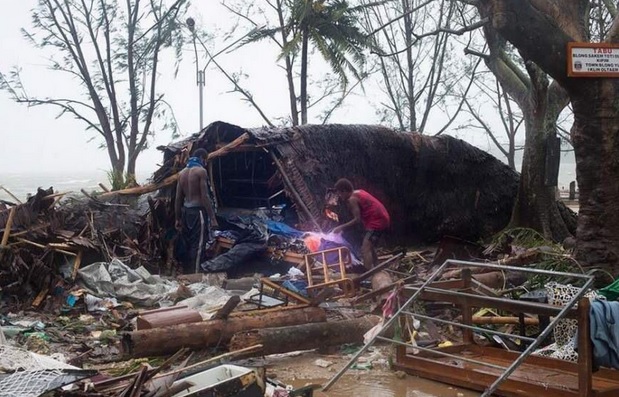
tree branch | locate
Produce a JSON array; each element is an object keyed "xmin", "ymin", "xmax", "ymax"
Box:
[{"xmin": 478, "ymin": 0, "xmax": 576, "ymax": 90}]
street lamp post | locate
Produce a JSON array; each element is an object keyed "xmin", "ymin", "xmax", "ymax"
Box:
[
  {"xmin": 186, "ymin": 17, "xmax": 205, "ymax": 131},
  {"xmin": 186, "ymin": 18, "xmax": 260, "ymax": 131}
]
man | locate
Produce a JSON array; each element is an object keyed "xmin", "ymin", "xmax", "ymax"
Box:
[
  {"xmin": 175, "ymin": 148, "xmax": 219, "ymax": 274},
  {"xmin": 331, "ymin": 178, "xmax": 390, "ymax": 270}
]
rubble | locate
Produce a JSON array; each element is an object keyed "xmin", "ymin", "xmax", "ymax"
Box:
[{"xmin": 0, "ymin": 123, "xmax": 607, "ymax": 397}]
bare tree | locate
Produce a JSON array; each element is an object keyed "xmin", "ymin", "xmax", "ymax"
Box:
[
  {"xmin": 360, "ymin": 0, "xmax": 480, "ymax": 133},
  {"xmin": 0, "ymin": 0, "xmax": 188, "ymax": 189},
  {"xmin": 462, "ymin": 73, "xmax": 524, "ymax": 169}
]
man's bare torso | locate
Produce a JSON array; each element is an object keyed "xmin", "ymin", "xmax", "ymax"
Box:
[{"xmin": 179, "ymin": 166, "xmax": 207, "ymax": 207}]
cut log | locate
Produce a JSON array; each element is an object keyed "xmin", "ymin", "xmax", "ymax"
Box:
[
  {"xmin": 122, "ymin": 306, "xmax": 326, "ymax": 357},
  {"xmin": 229, "ymin": 316, "xmax": 381, "ymax": 356},
  {"xmin": 136, "ymin": 306, "xmax": 203, "ymax": 330}
]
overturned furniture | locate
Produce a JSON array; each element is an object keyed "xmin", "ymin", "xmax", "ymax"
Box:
[{"xmin": 324, "ymin": 260, "xmax": 619, "ymax": 397}]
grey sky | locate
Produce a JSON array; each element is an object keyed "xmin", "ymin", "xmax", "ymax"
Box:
[{"xmin": 0, "ymin": 1, "xmax": 379, "ymax": 177}]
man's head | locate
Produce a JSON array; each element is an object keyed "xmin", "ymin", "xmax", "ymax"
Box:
[
  {"xmin": 191, "ymin": 148, "xmax": 208, "ymax": 164},
  {"xmin": 334, "ymin": 178, "xmax": 354, "ymax": 201}
]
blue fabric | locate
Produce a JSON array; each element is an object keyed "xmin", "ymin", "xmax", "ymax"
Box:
[
  {"xmin": 589, "ymin": 299, "xmax": 619, "ymax": 369},
  {"xmin": 186, "ymin": 157, "xmax": 203, "ymax": 168},
  {"xmin": 266, "ymin": 220, "xmax": 304, "ymax": 238},
  {"xmin": 282, "ymin": 280, "xmax": 308, "ymax": 297}
]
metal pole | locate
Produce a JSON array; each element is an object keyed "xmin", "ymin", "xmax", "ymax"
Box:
[
  {"xmin": 198, "ymin": 69, "xmax": 204, "ymax": 130},
  {"xmin": 321, "ymin": 259, "xmax": 450, "ymax": 391}
]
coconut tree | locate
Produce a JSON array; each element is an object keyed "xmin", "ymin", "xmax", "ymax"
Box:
[{"xmin": 245, "ymin": 0, "xmax": 375, "ymax": 124}]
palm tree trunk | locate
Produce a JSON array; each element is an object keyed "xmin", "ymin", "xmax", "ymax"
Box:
[{"xmin": 300, "ymin": 25, "xmax": 309, "ymax": 125}]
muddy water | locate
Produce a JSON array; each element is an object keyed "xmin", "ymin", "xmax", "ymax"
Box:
[
  {"xmin": 289, "ymin": 375, "xmax": 478, "ymax": 397},
  {"xmin": 267, "ymin": 350, "xmax": 479, "ymax": 397}
]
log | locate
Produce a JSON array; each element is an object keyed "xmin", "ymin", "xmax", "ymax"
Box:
[
  {"xmin": 371, "ymin": 270, "xmax": 394, "ymax": 303},
  {"xmin": 229, "ymin": 316, "xmax": 381, "ymax": 356},
  {"xmin": 122, "ymin": 306, "xmax": 326, "ymax": 357},
  {"xmin": 136, "ymin": 306, "xmax": 203, "ymax": 330},
  {"xmin": 472, "ymin": 316, "xmax": 539, "ymax": 326}
]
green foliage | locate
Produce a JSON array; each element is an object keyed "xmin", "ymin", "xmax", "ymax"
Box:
[
  {"xmin": 485, "ymin": 227, "xmax": 585, "ymax": 291},
  {"xmin": 245, "ymin": 0, "xmax": 375, "ymax": 89},
  {"xmin": 106, "ymin": 169, "xmax": 136, "ymax": 191}
]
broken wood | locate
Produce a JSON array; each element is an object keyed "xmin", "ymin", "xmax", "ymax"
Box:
[
  {"xmin": 122, "ymin": 306, "xmax": 327, "ymax": 357},
  {"xmin": 371, "ymin": 270, "xmax": 394, "ymax": 303},
  {"xmin": 354, "ymin": 252, "xmax": 405, "ymax": 285},
  {"xmin": 0, "ymin": 206, "xmax": 16, "ymax": 248},
  {"xmin": 229, "ymin": 316, "xmax": 381, "ymax": 356},
  {"xmin": 136, "ymin": 306, "xmax": 203, "ymax": 330},
  {"xmin": 472, "ymin": 271, "xmax": 505, "ymax": 289},
  {"xmin": 101, "ymin": 133, "xmax": 250, "ymax": 198},
  {"xmin": 0, "ymin": 186, "xmax": 22, "ymax": 204},
  {"xmin": 212, "ymin": 295, "xmax": 241, "ymax": 320},
  {"xmin": 268, "ymin": 150, "xmax": 322, "ymax": 232},
  {"xmin": 472, "ymin": 316, "xmax": 540, "ymax": 326}
]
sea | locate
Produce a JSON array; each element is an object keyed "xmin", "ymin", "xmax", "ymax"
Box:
[{"xmin": 0, "ymin": 170, "xmax": 155, "ymax": 203}]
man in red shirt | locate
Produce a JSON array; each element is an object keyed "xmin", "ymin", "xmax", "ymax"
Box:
[{"xmin": 332, "ymin": 178, "xmax": 390, "ymax": 270}]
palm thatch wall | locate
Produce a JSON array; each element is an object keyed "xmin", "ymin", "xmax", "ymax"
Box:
[{"xmin": 154, "ymin": 121, "xmax": 519, "ymax": 243}]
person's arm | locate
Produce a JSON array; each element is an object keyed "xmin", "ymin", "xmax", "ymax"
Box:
[
  {"xmin": 332, "ymin": 196, "xmax": 361, "ymax": 234},
  {"xmin": 200, "ymin": 169, "xmax": 219, "ymax": 229},
  {"xmin": 174, "ymin": 176, "xmax": 184, "ymax": 229}
]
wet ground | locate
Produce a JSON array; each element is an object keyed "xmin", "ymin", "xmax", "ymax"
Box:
[{"xmin": 263, "ymin": 349, "xmax": 479, "ymax": 397}]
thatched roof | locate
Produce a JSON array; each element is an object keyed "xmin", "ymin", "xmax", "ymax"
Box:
[{"xmin": 155, "ymin": 121, "xmax": 519, "ymax": 243}]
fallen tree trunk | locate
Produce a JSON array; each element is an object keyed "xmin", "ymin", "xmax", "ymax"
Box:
[
  {"xmin": 122, "ymin": 306, "xmax": 326, "ymax": 357},
  {"xmin": 229, "ymin": 316, "xmax": 381, "ymax": 356}
]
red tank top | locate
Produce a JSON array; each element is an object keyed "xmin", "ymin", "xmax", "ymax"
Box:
[{"xmin": 355, "ymin": 190, "xmax": 390, "ymax": 231}]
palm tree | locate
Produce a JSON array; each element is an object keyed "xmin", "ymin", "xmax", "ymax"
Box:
[{"xmin": 246, "ymin": 0, "xmax": 374, "ymax": 124}]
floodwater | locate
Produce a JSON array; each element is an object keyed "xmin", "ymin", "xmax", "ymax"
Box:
[
  {"xmin": 266, "ymin": 350, "xmax": 478, "ymax": 397},
  {"xmin": 289, "ymin": 375, "xmax": 478, "ymax": 397}
]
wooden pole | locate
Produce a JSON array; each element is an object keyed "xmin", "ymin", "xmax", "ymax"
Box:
[
  {"xmin": 229, "ymin": 316, "xmax": 381, "ymax": 356},
  {"xmin": 0, "ymin": 207, "xmax": 16, "ymax": 248},
  {"xmin": 122, "ymin": 306, "xmax": 326, "ymax": 357}
]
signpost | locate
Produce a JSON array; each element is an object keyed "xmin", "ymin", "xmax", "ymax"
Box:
[{"xmin": 568, "ymin": 42, "xmax": 619, "ymax": 77}]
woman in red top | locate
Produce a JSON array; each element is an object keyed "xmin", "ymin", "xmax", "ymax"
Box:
[{"xmin": 332, "ymin": 178, "xmax": 390, "ymax": 270}]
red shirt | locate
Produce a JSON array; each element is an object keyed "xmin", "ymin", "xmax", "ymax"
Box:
[{"xmin": 354, "ymin": 190, "xmax": 390, "ymax": 231}]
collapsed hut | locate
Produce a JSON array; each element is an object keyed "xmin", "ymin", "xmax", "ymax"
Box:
[{"xmin": 151, "ymin": 121, "xmax": 519, "ymax": 243}]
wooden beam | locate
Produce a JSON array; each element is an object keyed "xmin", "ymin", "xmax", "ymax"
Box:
[
  {"xmin": 0, "ymin": 206, "xmax": 16, "ymax": 248},
  {"xmin": 100, "ymin": 133, "xmax": 251, "ymax": 198},
  {"xmin": 268, "ymin": 150, "xmax": 322, "ymax": 232}
]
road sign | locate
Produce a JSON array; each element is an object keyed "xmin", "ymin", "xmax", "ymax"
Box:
[{"xmin": 567, "ymin": 42, "xmax": 619, "ymax": 78}]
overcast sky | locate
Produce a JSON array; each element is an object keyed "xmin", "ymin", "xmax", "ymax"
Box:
[{"xmin": 0, "ymin": 1, "xmax": 383, "ymax": 178}]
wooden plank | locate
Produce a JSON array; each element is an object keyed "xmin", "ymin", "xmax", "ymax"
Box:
[
  {"xmin": 578, "ymin": 298, "xmax": 592, "ymax": 397},
  {"xmin": 354, "ymin": 252, "xmax": 404, "ymax": 285},
  {"xmin": 460, "ymin": 269, "xmax": 474, "ymax": 344},
  {"xmin": 0, "ymin": 206, "xmax": 16, "ymax": 248},
  {"xmin": 260, "ymin": 277, "xmax": 311, "ymax": 305},
  {"xmin": 397, "ymin": 345, "xmax": 619, "ymax": 397}
]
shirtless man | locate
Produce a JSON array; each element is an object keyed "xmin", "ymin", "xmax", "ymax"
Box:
[
  {"xmin": 175, "ymin": 148, "xmax": 218, "ymax": 274},
  {"xmin": 331, "ymin": 178, "xmax": 390, "ymax": 270}
]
